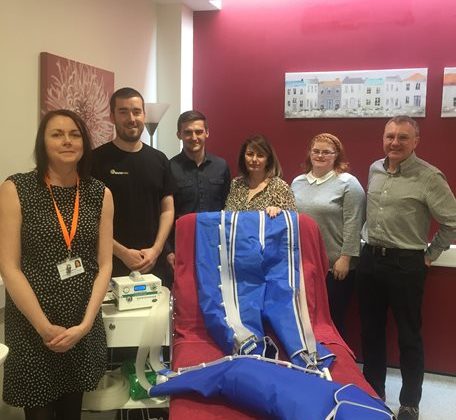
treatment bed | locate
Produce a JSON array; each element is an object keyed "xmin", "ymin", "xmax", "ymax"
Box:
[{"xmin": 168, "ymin": 212, "xmax": 377, "ymax": 419}]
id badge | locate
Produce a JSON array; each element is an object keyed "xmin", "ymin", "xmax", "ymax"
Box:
[{"xmin": 57, "ymin": 257, "xmax": 85, "ymax": 280}]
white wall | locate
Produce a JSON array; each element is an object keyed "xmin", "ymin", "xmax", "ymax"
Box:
[
  {"xmin": 156, "ymin": 3, "xmax": 193, "ymax": 158},
  {"xmin": 0, "ymin": 0, "xmax": 160, "ymax": 181}
]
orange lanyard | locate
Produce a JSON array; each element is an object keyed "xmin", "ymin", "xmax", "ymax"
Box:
[{"xmin": 45, "ymin": 176, "xmax": 80, "ymax": 255}]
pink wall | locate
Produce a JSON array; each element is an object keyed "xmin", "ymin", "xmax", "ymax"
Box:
[
  {"xmin": 194, "ymin": 0, "xmax": 456, "ymax": 187},
  {"xmin": 193, "ymin": 0, "xmax": 456, "ymax": 374}
]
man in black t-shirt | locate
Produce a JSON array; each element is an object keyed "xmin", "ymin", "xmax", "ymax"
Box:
[{"xmin": 92, "ymin": 87, "xmax": 175, "ymax": 286}]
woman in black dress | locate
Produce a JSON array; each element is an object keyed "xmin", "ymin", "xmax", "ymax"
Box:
[{"xmin": 0, "ymin": 109, "xmax": 113, "ymax": 420}]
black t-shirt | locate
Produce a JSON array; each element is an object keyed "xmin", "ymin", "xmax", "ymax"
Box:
[{"xmin": 92, "ymin": 141, "xmax": 175, "ymax": 275}]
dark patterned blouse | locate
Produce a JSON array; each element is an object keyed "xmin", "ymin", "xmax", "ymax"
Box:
[{"xmin": 224, "ymin": 176, "xmax": 297, "ymax": 211}]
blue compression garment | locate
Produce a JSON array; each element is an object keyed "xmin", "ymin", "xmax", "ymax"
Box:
[
  {"xmin": 149, "ymin": 357, "xmax": 393, "ymax": 420},
  {"xmin": 195, "ymin": 211, "xmax": 334, "ymax": 369}
]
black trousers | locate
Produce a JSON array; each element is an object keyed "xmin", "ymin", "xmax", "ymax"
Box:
[
  {"xmin": 357, "ymin": 244, "xmax": 426, "ymax": 407},
  {"xmin": 24, "ymin": 392, "xmax": 83, "ymax": 420},
  {"xmin": 326, "ymin": 269, "xmax": 356, "ymax": 339}
]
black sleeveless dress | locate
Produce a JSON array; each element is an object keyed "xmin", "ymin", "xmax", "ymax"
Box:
[{"xmin": 3, "ymin": 171, "xmax": 107, "ymax": 407}]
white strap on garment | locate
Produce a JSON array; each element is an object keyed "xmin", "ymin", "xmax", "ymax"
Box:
[
  {"xmin": 135, "ymin": 286, "xmax": 170, "ymax": 394},
  {"xmin": 228, "ymin": 211, "xmax": 242, "ymax": 330},
  {"xmin": 259, "ymin": 210, "xmax": 265, "ymax": 250},
  {"xmin": 293, "ymin": 212, "xmax": 317, "ymax": 357},
  {"xmin": 219, "ymin": 211, "xmax": 257, "ymax": 351},
  {"xmin": 282, "ymin": 210, "xmax": 308, "ymax": 353},
  {"xmin": 177, "ymin": 354, "xmax": 329, "ymax": 379},
  {"xmin": 324, "ymin": 384, "xmax": 394, "ymax": 420}
]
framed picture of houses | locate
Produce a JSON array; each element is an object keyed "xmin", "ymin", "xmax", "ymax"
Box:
[
  {"xmin": 441, "ymin": 67, "xmax": 456, "ymax": 118},
  {"xmin": 40, "ymin": 52, "xmax": 115, "ymax": 148},
  {"xmin": 284, "ymin": 68, "xmax": 427, "ymax": 119}
]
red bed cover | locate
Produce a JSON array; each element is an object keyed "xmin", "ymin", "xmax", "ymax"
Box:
[{"xmin": 170, "ymin": 213, "xmax": 376, "ymax": 419}]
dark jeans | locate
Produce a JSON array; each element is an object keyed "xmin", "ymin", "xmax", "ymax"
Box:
[
  {"xmin": 326, "ymin": 269, "xmax": 356, "ymax": 339},
  {"xmin": 357, "ymin": 244, "xmax": 426, "ymax": 407}
]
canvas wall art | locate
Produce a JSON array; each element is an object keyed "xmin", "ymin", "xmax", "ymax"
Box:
[
  {"xmin": 441, "ymin": 67, "xmax": 456, "ymax": 118},
  {"xmin": 285, "ymin": 68, "xmax": 428, "ymax": 119},
  {"xmin": 40, "ymin": 52, "xmax": 114, "ymax": 148}
]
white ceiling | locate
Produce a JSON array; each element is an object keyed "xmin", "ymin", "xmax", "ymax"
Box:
[{"xmin": 154, "ymin": 0, "xmax": 222, "ymax": 11}]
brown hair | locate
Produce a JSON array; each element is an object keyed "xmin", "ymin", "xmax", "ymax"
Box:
[
  {"xmin": 34, "ymin": 109, "xmax": 92, "ymax": 185},
  {"xmin": 177, "ymin": 110, "xmax": 208, "ymax": 131},
  {"xmin": 385, "ymin": 115, "xmax": 420, "ymax": 137},
  {"xmin": 238, "ymin": 134, "xmax": 282, "ymax": 179},
  {"xmin": 109, "ymin": 87, "xmax": 145, "ymax": 113}
]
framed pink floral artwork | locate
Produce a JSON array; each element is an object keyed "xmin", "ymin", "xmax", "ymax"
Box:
[{"xmin": 40, "ymin": 52, "xmax": 114, "ymax": 148}]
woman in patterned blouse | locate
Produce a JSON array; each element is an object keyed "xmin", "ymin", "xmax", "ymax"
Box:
[{"xmin": 225, "ymin": 134, "xmax": 297, "ymax": 217}]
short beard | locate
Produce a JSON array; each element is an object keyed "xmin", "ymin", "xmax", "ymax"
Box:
[
  {"xmin": 118, "ymin": 131, "xmax": 142, "ymax": 143},
  {"xmin": 116, "ymin": 124, "xmax": 144, "ymax": 143}
]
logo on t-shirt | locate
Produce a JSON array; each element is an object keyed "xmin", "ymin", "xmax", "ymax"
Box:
[{"xmin": 110, "ymin": 169, "xmax": 129, "ymax": 175}]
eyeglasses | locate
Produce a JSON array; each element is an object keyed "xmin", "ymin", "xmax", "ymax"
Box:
[{"xmin": 311, "ymin": 149, "xmax": 336, "ymax": 157}]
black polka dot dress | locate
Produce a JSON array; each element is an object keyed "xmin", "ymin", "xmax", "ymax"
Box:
[{"xmin": 3, "ymin": 171, "xmax": 107, "ymax": 408}]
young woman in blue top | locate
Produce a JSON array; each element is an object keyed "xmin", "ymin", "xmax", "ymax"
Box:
[{"xmin": 291, "ymin": 133, "xmax": 365, "ymax": 337}]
